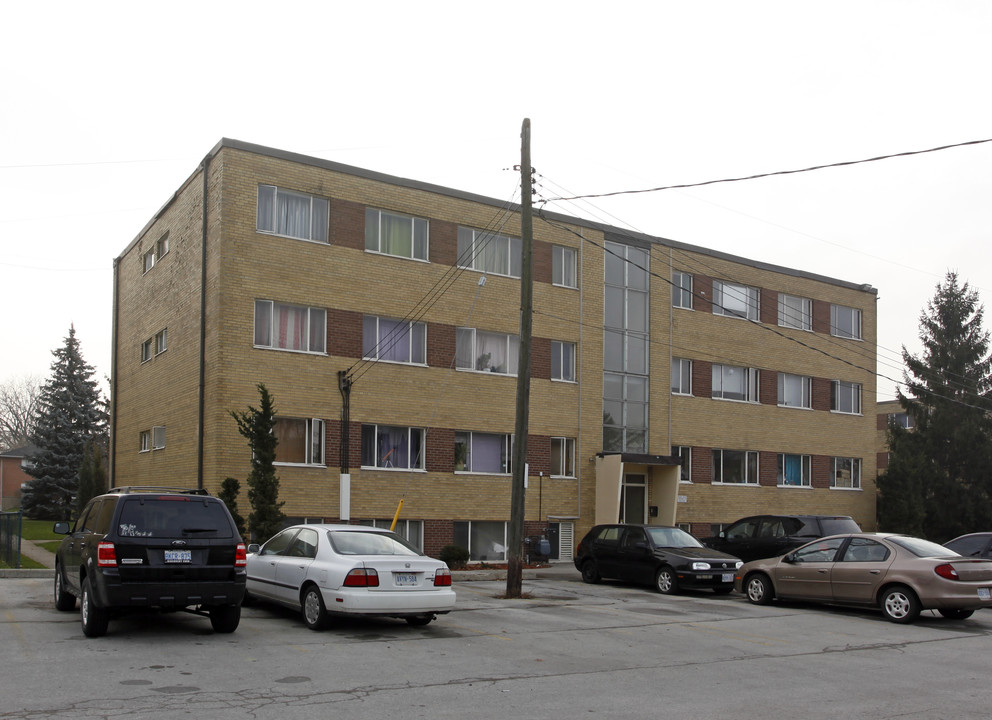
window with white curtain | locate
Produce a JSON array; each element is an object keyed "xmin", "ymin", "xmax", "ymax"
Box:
[
  {"xmin": 365, "ymin": 208, "xmax": 428, "ymax": 260},
  {"xmin": 713, "ymin": 280, "xmax": 759, "ymax": 320},
  {"xmin": 362, "ymin": 316, "xmax": 426, "ymax": 364},
  {"xmin": 257, "ymin": 184, "xmax": 329, "ymax": 243},
  {"xmin": 552, "ymin": 340, "xmax": 576, "ymax": 381},
  {"xmin": 777, "ymin": 372, "xmax": 811, "ymax": 408},
  {"xmin": 361, "ymin": 425, "xmax": 424, "ymax": 469},
  {"xmin": 457, "ymin": 227, "xmax": 521, "ymax": 278},
  {"xmin": 274, "ymin": 418, "xmax": 325, "ymax": 465},
  {"xmin": 254, "ymin": 300, "xmax": 326, "ymax": 354},
  {"xmin": 552, "ymin": 245, "xmax": 577, "ymax": 288},
  {"xmin": 712, "ymin": 364, "xmax": 759, "ymax": 402},
  {"xmin": 454, "ymin": 432, "xmax": 511, "ymax": 473},
  {"xmin": 778, "ymin": 294, "xmax": 812, "ymax": 330},
  {"xmin": 455, "ymin": 328, "xmax": 519, "ymax": 374}
]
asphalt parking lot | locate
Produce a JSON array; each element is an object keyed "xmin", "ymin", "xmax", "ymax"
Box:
[{"xmin": 3, "ymin": 568, "xmax": 992, "ymax": 719}]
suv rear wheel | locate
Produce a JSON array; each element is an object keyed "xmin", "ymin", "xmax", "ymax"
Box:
[
  {"xmin": 209, "ymin": 604, "xmax": 241, "ymax": 633},
  {"xmin": 80, "ymin": 577, "xmax": 109, "ymax": 638}
]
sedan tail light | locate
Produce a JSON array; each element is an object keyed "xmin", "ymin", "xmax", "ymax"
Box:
[
  {"xmin": 934, "ymin": 563, "xmax": 960, "ymax": 580},
  {"xmin": 97, "ymin": 542, "xmax": 117, "ymax": 568},
  {"xmin": 235, "ymin": 542, "xmax": 247, "ymax": 568},
  {"xmin": 434, "ymin": 567, "xmax": 452, "ymax": 587},
  {"xmin": 343, "ymin": 568, "xmax": 380, "ymax": 587}
]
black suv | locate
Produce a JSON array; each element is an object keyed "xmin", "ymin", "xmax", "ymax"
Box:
[
  {"xmin": 702, "ymin": 514, "xmax": 862, "ymax": 563},
  {"xmin": 53, "ymin": 487, "xmax": 246, "ymax": 637}
]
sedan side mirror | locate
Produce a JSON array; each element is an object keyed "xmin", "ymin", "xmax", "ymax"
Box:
[
  {"xmin": 783, "ymin": 553, "xmax": 796, "ymax": 563},
  {"xmin": 247, "ymin": 543, "xmax": 260, "ymax": 554}
]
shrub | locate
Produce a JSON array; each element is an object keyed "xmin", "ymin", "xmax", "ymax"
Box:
[{"xmin": 439, "ymin": 544, "xmax": 470, "ymax": 569}]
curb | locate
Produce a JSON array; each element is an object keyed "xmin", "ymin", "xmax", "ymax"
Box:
[{"xmin": 0, "ymin": 569, "xmax": 53, "ymax": 579}]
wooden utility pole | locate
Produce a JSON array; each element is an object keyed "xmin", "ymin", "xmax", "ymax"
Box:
[{"xmin": 506, "ymin": 119, "xmax": 534, "ymax": 598}]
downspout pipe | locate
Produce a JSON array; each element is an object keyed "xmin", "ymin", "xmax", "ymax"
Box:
[
  {"xmin": 110, "ymin": 256, "xmax": 120, "ymax": 486},
  {"xmin": 196, "ymin": 156, "xmax": 210, "ymax": 490}
]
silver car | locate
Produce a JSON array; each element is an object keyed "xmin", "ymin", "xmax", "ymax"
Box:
[
  {"xmin": 245, "ymin": 524, "xmax": 455, "ymax": 629},
  {"xmin": 735, "ymin": 532, "xmax": 992, "ymax": 623}
]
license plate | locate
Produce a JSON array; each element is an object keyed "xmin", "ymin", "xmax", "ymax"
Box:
[
  {"xmin": 722, "ymin": 573, "xmax": 734, "ymax": 583},
  {"xmin": 394, "ymin": 573, "xmax": 418, "ymax": 586},
  {"xmin": 164, "ymin": 550, "xmax": 191, "ymax": 563},
  {"xmin": 979, "ymin": 588, "xmax": 991, "ymax": 600}
]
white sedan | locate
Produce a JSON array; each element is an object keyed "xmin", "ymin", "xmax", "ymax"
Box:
[{"xmin": 245, "ymin": 524, "xmax": 455, "ymax": 629}]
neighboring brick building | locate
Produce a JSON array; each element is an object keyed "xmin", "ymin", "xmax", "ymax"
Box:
[
  {"xmin": 0, "ymin": 445, "xmax": 36, "ymax": 510},
  {"xmin": 876, "ymin": 399, "xmax": 914, "ymax": 472},
  {"xmin": 110, "ymin": 138, "xmax": 878, "ymax": 559}
]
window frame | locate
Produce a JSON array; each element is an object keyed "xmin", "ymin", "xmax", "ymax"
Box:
[
  {"xmin": 777, "ymin": 372, "xmax": 811, "ymax": 409},
  {"xmin": 455, "ymin": 328, "xmax": 519, "ymax": 375},
  {"xmin": 139, "ymin": 431, "xmax": 150, "ymax": 453},
  {"xmin": 712, "ymin": 364, "xmax": 759, "ymax": 402},
  {"xmin": 831, "ymin": 304, "xmax": 863, "ymax": 340},
  {"xmin": 273, "ymin": 417, "xmax": 325, "ymax": 466},
  {"xmin": 552, "ymin": 245, "xmax": 578, "ymax": 288},
  {"xmin": 155, "ymin": 329, "xmax": 167, "ymax": 356},
  {"xmin": 712, "ymin": 449, "xmax": 759, "ymax": 485},
  {"xmin": 256, "ymin": 184, "xmax": 329, "ymax": 244},
  {"xmin": 671, "ymin": 358, "xmax": 693, "ymax": 395},
  {"xmin": 551, "ymin": 340, "xmax": 576, "ymax": 382},
  {"xmin": 141, "ymin": 338, "xmax": 153, "ymax": 363},
  {"xmin": 672, "ymin": 271, "xmax": 693, "ymax": 309},
  {"xmin": 778, "ymin": 293, "xmax": 812, "ymax": 330},
  {"xmin": 550, "ymin": 437, "xmax": 576, "ymax": 478},
  {"xmin": 713, "ymin": 280, "xmax": 759, "ymax": 321},
  {"xmin": 453, "ymin": 431, "xmax": 512, "ymax": 474},
  {"xmin": 453, "ymin": 520, "xmax": 508, "ymax": 562},
  {"xmin": 777, "ymin": 453, "xmax": 812, "ymax": 487},
  {"xmin": 254, "ymin": 299, "xmax": 327, "ymax": 355},
  {"xmin": 364, "ymin": 208, "xmax": 429, "ymax": 261},
  {"xmin": 831, "ymin": 456, "xmax": 862, "ymax": 489},
  {"xmin": 360, "ymin": 424, "xmax": 426, "ymax": 470},
  {"xmin": 362, "ymin": 315, "xmax": 427, "ymax": 365},
  {"xmin": 831, "ymin": 380, "xmax": 863, "ymax": 415},
  {"xmin": 457, "ymin": 227, "xmax": 522, "ymax": 278},
  {"xmin": 674, "ymin": 445, "xmax": 692, "ymax": 483},
  {"xmin": 151, "ymin": 426, "xmax": 166, "ymax": 450}
]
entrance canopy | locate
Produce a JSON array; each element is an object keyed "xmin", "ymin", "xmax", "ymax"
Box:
[{"xmin": 594, "ymin": 452, "xmax": 682, "ymax": 526}]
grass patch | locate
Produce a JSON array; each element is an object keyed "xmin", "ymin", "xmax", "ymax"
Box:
[
  {"xmin": 0, "ymin": 555, "xmax": 47, "ymax": 570},
  {"xmin": 20, "ymin": 519, "xmax": 62, "ymax": 542}
]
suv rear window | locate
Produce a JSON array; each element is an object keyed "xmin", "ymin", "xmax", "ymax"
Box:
[
  {"xmin": 819, "ymin": 517, "xmax": 861, "ymax": 535},
  {"xmin": 117, "ymin": 497, "xmax": 234, "ymax": 538}
]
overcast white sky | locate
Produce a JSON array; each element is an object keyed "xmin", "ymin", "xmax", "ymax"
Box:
[{"xmin": 2, "ymin": 1, "xmax": 990, "ymax": 403}]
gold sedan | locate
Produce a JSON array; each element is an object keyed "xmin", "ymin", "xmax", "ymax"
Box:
[{"xmin": 734, "ymin": 533, "xmax": 992, "ymax": 623}]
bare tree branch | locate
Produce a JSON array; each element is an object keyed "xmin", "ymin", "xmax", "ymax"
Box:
[{"xmin": 0, "ymin": 375, "xmax": 42, "ymax": 451}]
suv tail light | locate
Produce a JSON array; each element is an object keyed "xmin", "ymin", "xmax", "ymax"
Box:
[
  {"xmin": 434, "ymin": 567, "xmax": 452, "ymax": 587},
  {"xmin": 97, "ymin": 542, "xmax": 117, "ymax": 568},
  {"xmin": 343, "ymin": 568, "xmax": 379, "ymax": 587},
  {"xmin": 235, "ymin": 542, "xmax": 247, "ymax": 568},
  {"xmin": 934, "ymin": 563, "xmax": 960, "ymax": 580}
]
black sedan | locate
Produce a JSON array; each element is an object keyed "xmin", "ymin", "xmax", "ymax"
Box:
[{"xmin": 574, "ymin": 524, "xmax": 743, "ymax": 594}]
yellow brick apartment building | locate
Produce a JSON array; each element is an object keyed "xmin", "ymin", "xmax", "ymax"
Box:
[{"xmin": 111, "ymin": 139, "xmax": 878, "ymax": 560}]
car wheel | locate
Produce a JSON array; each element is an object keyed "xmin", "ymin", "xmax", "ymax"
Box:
[
  {"xmin": 712, "ymin": 586, "xmax": 734, "ymax": 596},
  {"xmin": 654, "ymin": 566, "xmax": 678, "ymax": 595},
  {"xmin": 405, "ymin": 614, "xmax": 435, "ymax": 627},
  {"xmin": 80, "ymin": 577, "xmax": 109, "ymax": 638},
  {"xmin": 54, "ymin": 563, "xmax": 76, "ymax": 611},
  {"xmin": 880, "ymin": 585, "xmax": 921, "ymax": 624},
  {"xmin": 301, "ymin": 585, "xmax": 327, "ymax": 631},
  {"xmin": 938, "ymin": 608, "xmax": 974, "ymax": 620},
  {"xmin": 580, "ymin": 560, "xmax": 601, "ymax": 584},
  {"xmin": 209, "ymin": 604, "xmax": 241, "ymax": 633},
  {"xmin": 745, "ymin": 573, "xmax": 774, "ymax": 605}
]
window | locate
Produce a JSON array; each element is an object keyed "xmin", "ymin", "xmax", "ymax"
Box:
[
  {"xmin": 152, "ymin": 426, "xmax": 166, "ymax": 450},
  {"xmin": 674, "ymin": 445, "xmax": 692, "ymax": 483},
  {"xmin": 365, "ymin": 208, "xmax": 428, "ymax": 260},
  {"xmin": 672, "ymin": 271, "xmax": 693, "ymax": 309},
  {"xmin": 777, "ymin": 373, "xmax": 811, "ymax": 408},
  {"xmin": 454, "ymin": 432, "xmax": 511, "ymax": 473},
  {"xmin": 254, "ymin": 300, "xmax": 326, "ymax": 354},
  {"xmin": 777, "ymin": 453, "xmax": 811, "ymax": 486},
  {"xmin": 141, "ymin": 338, "xmax": 153, "ymax": 363},
  {"xmin": 453, "ymin": 520, "xmax": 507, "ymax": 562},
  {"xmin": 603, "ymin": 372, "xmax": 648, "ymax": 453},
  {"xmin": 712, "ymin": 449, "xmax": 759, "ymax": 484},
  {"xmin": 713, "ymin": 280, "xmax": 759, "ymax": 320},
  {"xmin": 831, "ymin": 304, "xmax": 862, "ymax": 339},
  {"xmin": 831, "ymin": 380, "xmax": 862, "ymax": 414},
  {"xmin": 139, "ymin": 431, "xmax": 150, "ymax": 452},
  {"xmin": 550, "ymin": 437, "xmax": 575, "ymax": 477},
  {"xmin": 274, "ymin": 418, "xmax": 325, "ymax": 465},
  {"xmin": 155, "ymin": 329, "xmax": 167, "ymax": 355},
  {"xmin": 840, "ymin": 537, "xmax": 889, "ymax": 563},
  {"xmin": 888, "ymin": 412, "xmax": 915, "ymax": 429},
  {"xmin": 457, "ymin": 227, "xmax": 521, "ymax": 278},
  {"xmin": 832, "ymin": 457, "xmax": 861, "ymax": 489},
  {"xmin": 157, "ymin": 233, "xmax": 169, "ymax": 260},
  {"xmin": 363, "ymin": 316, "xmax": 426, "ymax": 364},
  {"xmin": 553, "ymin": 245, "xmax": 577, "ymax": 288},
  {"xmin": 256, "ymin": 184, "xmax": 329, "ymax": 243},
  {"xmin": 712, "ymin": 364, "xmax": 759, "ymax": 402},
  {"xmin": 361, "ymin": 425, "xmax": 424, "ymax": 470},
  {"xmin": 143, "ymin": 248, "xmax": 156, "ymax": 273},
  {"xmin": 552, "ymin": 341, "xmax": 576, "ymax": 381},
  {"xmin": 455, "ymin": 328, "xmax": 518, "ymax": 374},
  {"xmin": 778, "ymin": 294, "xmax": 811, "ymax": 330},
  {"xmin": 671, "ymin": 358, "xmax": 692, "ymax": 395}
]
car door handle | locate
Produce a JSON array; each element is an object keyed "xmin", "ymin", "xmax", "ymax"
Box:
[
  {"xmin": 817, "ymin": 569, "xmax": 828, "ymax": 574},
  {"xmin": 869, "ymin": 570, "xmax": 881, "ymax": 574}
]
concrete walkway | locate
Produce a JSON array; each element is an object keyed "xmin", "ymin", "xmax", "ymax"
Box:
[{"xmin": 0, "ymin": 538, "xmax": 56, "ymax": 578}]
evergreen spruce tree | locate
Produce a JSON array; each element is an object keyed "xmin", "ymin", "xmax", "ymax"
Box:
[
  {"xmin": 231, "ymin": 383, "xmax": 284, "ymax": 542},
  {"xmin": 76, "ymin": 440, "xmax": 108, "ymax": 516},
  {"xmin": 877, "ymin": 272, "xmax": 992, "ymax": 540},
  {"xmin": 23, "ymin": 327, "xmax": 108, "ymax": 519},
  {"xmin": 218, "ymin": 477, "xmax": 247, "ymax": 539}
]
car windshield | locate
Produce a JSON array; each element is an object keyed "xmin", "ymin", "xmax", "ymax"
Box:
[
  {"xmin": 889, "ymin": 536, "xmax": 957, "ymax": 558},
  {"xmin": 328, "ymin": 530, "xmax": 422, "ymax": 556},
  {"xmin": 646, "ymin": 527, "xmax": 703, "ymax": 548}
]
